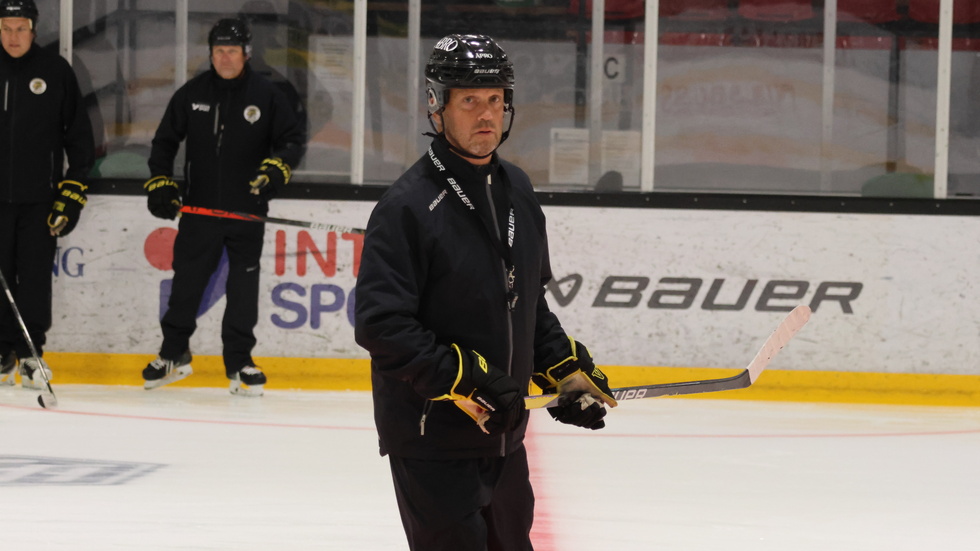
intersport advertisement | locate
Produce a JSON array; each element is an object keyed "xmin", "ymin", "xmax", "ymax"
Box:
[{"xmin": 48, "ymin": 195, "xmax": 979, "ymax": 376}]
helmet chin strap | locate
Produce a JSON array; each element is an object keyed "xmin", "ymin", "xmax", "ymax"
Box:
[{"xmin": 424, "ymin": 106, "xmax": 515, "ymax": 161}]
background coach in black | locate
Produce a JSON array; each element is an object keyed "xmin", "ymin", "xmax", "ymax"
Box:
[
  {"xmin": 0, "ymin": 0, "xmax": 95, "ymax": 389},
  {"xmin": 141, "ymin": 17, "xmax": 305, "ymax": 396}
]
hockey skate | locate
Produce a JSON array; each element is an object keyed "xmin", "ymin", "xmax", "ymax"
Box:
[
  {"xmin": 143, "ymin": 350, "xmax": 193, "ymax": 390},
  {"xmin": 19, "ymin": 357, "xmax": 52, "ymax": 390},
  {"xmin": 0, "ymin": 352, "xmax": 16, "ymax": 386},
  {"xmin": 229, "ymin": 365, "xmax": 266, "ymax": 397}
]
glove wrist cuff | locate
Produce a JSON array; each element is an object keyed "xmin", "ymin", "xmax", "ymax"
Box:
[
  {"xmin": 535, "ymin": 336, "xmax": 583, "ymax": 388},
  {"xmin": 260, "ymin": 157, "xmax": 291, "ymax": 184},
  {"xmin": 58, "ymin": 179, "xmax": 88, "ymax": 192},
  {"xmin": 447, "ymin": 344, "xmax": 479, "ymax": 400},
  {"xmin": 144, "ymin": 175, "xmax": 178, "ymax": 192}
]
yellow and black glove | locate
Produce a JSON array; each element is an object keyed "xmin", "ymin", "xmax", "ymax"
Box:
[
  {"xmin": 48, "ymin": 180, "xmax": 87, "ymax": 237},
  {"xmin": 433, "ymin": 344, "xmax": 523, "ymax": 435},
  {"xmin": 249, "ymin": 157, "xmax": 291, "ymax": 197},
  {"xmin": 532, "ymin": 338, "xmax": 616, "ymax": 430},
  {"xmin": 144, "ymin": 176, "xmax": 182, "ymax": 220}
]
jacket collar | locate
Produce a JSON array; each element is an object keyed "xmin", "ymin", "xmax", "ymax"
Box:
[
  {"xmin": 428, "ymin": 135, "xmax": 500, "ymax": 184},
  {"xmin": 209, "ymin": 61, "xmax": 251, "ymax": 90},
  {"xmin": 0, "ymin": 41, "xmax": 37, "ymax": 67}
]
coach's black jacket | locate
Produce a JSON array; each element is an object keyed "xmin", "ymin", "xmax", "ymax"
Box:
[
  {"xmin": 148, "ymin": 63, "xmax": 304, "ymax": 215},
  {"xmin": 355, "ymin": 137, "xmax": 572, "ymax": 459},
  {"xmin": 0, "ymin": 45, "xmax": 94, "ymax": 204}
]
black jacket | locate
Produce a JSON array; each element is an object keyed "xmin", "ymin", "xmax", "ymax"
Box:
[
  {"xmin": 354, "ymin": 138, "xmax": 572, "ymax": 460},
  {"xmin": 148, "ymin": 63, "xmax": 305, "ymax": 215},
  {"xmin": 0, "ymin": 44, "xmax": 94, "ymax": 204}
]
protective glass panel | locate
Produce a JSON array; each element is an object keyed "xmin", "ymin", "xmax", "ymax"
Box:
[{"xmin": 52, "ymin": 0, "xmax": 974, "ymax": 198}]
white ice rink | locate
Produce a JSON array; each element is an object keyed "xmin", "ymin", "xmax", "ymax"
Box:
[{"xmin": 2, "ymin": 384, "xmax": 978, "ymax": 550}]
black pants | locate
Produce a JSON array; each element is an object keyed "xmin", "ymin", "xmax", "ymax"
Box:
[
  {"xmin": 388, "ymin": 445, "xmax": 535, "ymax": 551},
  {"xmin": 159, "ymin": 214, "xmax": 264, "ymax": 376},
  {"xmin": 0, "ymin": 202, "xmax": 55, "ymax": 359}
]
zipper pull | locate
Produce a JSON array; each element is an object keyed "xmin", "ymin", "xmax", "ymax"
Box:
[{"xmin": 506, "ymin": 265, "xmax": 518, "ymax": 311}]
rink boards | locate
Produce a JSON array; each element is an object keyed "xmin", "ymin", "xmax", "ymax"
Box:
[{"xmin": 41, "ymin": 195, "xmax": 980, "ymax": 405}]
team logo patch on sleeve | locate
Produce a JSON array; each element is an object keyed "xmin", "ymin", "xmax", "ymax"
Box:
[
  {"xmin": 244, "ymin": 105, "xmax": 261, "ymax": 124},
  {"xmin": 29, "ymin": 78, "xmax": 47, "ymax": 95}
]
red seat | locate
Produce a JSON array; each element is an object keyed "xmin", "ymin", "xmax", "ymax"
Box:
[
  {"xmin": 568, "ymin": 0, "xmax": 644, "ymax": 20},
  {"xmin": 908, "ymin": 0, "xmax": 980, "ymax": 24},
  {"xmin": 738, "ymin": 0, "xmax": 814, "ymax": 22},
  {"xmin": 838, "ymin": 0, "xmax": 900, "ymax": 23},
  {"xmin": 660, "ymin": 0, "xmax": 730, "ymax": 21}
]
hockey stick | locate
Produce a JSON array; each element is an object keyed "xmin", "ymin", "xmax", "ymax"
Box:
[
  {"xmin": 0, "ymin": 269, "xmax": 57, "ymax": 409},
  {"xmin": 523, "ymin": 304, "xmax": 812, "ymax": 410},
  {"xmin": 179, "ymin": 205, "xmax": 365, "ymax": 234}
]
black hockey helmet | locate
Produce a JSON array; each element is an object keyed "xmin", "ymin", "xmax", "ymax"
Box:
[
  {"xmin": 0, "ymin": 0, "xmax": 38, "ymax": 29},
  {"xmin": 424, "ymin": 34, "xmax": 515, "ymax": 115},
  {"xmin": 208, "ymin": 18, "xmax": 252, "ymax": 56}
]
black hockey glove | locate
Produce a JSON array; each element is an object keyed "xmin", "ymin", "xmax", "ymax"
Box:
[
  {"xmin": 249, "ymin": 157, "xmax": 291, "ymax": 197},
  {"xmin": 532, "ymin": 338, "xmax": 617, "ymax": 430},
  {"xmin": 47, "ymin": 180, "xmax": 87, "ymax": 237},
  {"xmin": 144, "ymin": 176, "xmax": 182, "ymax": 220},
  {"xmin": 435, "ymin": 344, "xmax": 524, "ymax": 435},
  {"xmin": 547, "ymin": 391, "xmax": 608, "ymax": 430}
]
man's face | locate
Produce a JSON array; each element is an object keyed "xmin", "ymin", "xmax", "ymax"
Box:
[
  {"xmin": 0, "ymin": 17, "xmax": 34, "ymax": 59},
  {"xmin": 434, "ymin": 88, "xmax": 506, "ymax": 165},
  {"xmin": 211, "ymin": 45, "xmax": 247, "ymax": 80}
]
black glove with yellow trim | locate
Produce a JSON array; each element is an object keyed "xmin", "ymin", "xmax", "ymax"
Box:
[
  {"xmin": 144, "ymin": 176, "xmax": 182, "ymax": 220},
  {"xmin": 249, "ymin": 157, "xmax": 291, "ymax": 197},
  {"xmin": 48, "ymin": 180, "xmax": 87, "ymax": 236},
  {"xmin": 532, "ymin": 338, "xmax": 616, "ymax": 430},
  {"xmin": 434, "ymin": 344, "xmax": 523, "ymax": 435}
]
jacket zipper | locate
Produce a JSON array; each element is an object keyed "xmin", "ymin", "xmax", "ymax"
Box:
[
  {"xmin": 5, "ymin": 79, "xmax": 11, "ymax": 202},
  {"xmin": 484, "ymin": 172, "xmax": 513, "ymax": 456},
  {"xmin": 419, "ymin": 400, "xmax": 433, "ymax": 435},
  {"xmin": 214, "ymin": 99, "xmax": 222, "ymax": 205},
  {"xmin": 214, "ymin": 103, "xmax": 222, "ymax": 154}
]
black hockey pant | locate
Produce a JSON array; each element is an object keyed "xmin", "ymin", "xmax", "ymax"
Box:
[
  {"xmin": 388, "ymin": 444, "xmax": 535, "ymax": 551},
  {"xmin": 159, "ymin": 214, "xmax": 264, "ymax": 376},
  {"xmin": 0, "ymin": 202, "xmax": 55, "ymax": 360}
]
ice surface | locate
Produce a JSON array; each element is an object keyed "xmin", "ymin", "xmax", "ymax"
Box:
[{"xmin": 2, "ymin": 385, "xmax": 978, "ymax": 550}]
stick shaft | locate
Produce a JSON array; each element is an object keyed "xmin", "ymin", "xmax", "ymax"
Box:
[
  {"xmin": 179, "ymin": 206, "xmax": 365, "ymax": 234},
  {"xmin": 524, "ymin": 305, "xmax": 811, "ymax": 409}
]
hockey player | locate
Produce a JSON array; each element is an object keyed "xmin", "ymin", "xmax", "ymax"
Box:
[
  {"xmin": 0, "ymin": 0, "xmax": 95, "ymax": 389},
  {"xmin": 141, "ymin": 17, "xmax": 305, "ymax": 396},
  {"xmin": 354, "ymin": 34, "xmax": 617, "ymax": 551}
]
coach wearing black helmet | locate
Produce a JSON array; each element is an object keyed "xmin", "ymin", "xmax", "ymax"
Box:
[
  {"xmin": 141, "ymin": 17, "xmax": 305, "ymax": 396},
  {"xmin": 355, "ymin": 34, "xmax": 616, "ymax": 550},
  {"xmin": 0, "ymin": 0, "xmax": 95, "ymax": 388}
]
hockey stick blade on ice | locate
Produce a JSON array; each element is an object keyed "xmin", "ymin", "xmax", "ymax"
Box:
[
  {"xmin": 0, "ymin": 269, "xmax": 57, "ymax": 409},
  {"xmin": 524, "ymin": 304, "xmax": 812, "ymax": 410},
  {"xmin": 180, "ymin": 205, "xmax": 365, "ymax": 234}
]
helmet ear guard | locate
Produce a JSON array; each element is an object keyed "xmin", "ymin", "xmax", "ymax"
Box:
[{"xmin": 425, "ymin": 83, "xmax": 513, "ymax": 117}]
